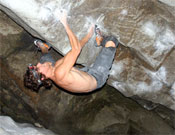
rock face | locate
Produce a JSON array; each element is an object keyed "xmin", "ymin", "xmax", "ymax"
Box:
[
  {"xmin": 159, "ymin": 0, "xmax": 175, "ymax": 6},
  {"xmin": 0, "ymin": 0, "xmax": 175, "ymax": 110},
  {"xmin": 0, "ymin": 11, "xmax": 175, "ymax": 135},
  {"xmin": 0, "ymin": 116, "xmax": 56, "ymax": 135}
]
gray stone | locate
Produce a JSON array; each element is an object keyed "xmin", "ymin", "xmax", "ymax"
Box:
[
  {"xmin": 0, "ymin": 0, "xmax": 175, "ymax": 111},
  {"xmin": 159, "ymin": 0, "xmax": 175, "ymax": 6},
  {"xmin": 0, "ymin": 12, "xmax": 175, "ymax": 134}
]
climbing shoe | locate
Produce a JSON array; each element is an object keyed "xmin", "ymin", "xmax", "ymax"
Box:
[{"xmin": 34, "ymin": 39, "xmax": 51, "ymax": 53}]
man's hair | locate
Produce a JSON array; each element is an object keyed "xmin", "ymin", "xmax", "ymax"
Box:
[{"xmin": 24, "ymin": 65, "xmax": 52, "ymax": 92}]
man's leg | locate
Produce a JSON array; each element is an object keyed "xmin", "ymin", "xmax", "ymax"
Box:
[
  {"xmin": 93, "ymin": 36, "xmax": 118, "ymax": 70},
  {"xmin": 87, "ymin": 36, "xmax": 119, "ymax": 89}
]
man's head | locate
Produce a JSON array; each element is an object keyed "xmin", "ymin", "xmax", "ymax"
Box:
[{"xmin": 24, "ymin": 64, "xmax": 52, "ymax": 92}]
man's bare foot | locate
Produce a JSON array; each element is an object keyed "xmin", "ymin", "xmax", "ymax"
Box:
[{"xmin": 58, "ymin": 9, "xmax": 68, "ymax": 26}]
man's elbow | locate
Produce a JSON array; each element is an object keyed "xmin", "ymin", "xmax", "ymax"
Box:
[{"xmin": 72, "ymin": 43, "xmax": 82, "ymax": 52}]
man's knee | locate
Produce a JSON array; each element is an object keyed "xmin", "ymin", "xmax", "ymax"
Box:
[
  {"xmin": 105, "ymin": 41, "xmax": 116, "ymax": 48},
  {"xmin": 102, "ymin": 36, "xmax": 119, "ymax": 48}
]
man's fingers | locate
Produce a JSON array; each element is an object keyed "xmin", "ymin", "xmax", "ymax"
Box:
[{"xmin": 58, "ymin": 9, "xmax": 67, "ymax": 19}]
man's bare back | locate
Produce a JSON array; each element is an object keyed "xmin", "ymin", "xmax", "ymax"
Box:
[{"xmin": 54, "ymin": 66, "xmax": 97, "ymax": 92}]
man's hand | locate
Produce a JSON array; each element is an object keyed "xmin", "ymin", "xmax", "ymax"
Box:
[
  {"xmin": 58, "ymin": 9, "xmax": 68, "ymax": 26},
  {"xmin": 88, "ymin": 24, "xmax": 95, "ymax": 38}
]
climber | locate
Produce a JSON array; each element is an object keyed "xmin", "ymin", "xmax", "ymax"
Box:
[{"xmin": 24, "ymin": 11, "xmax": 119, "ymax": 93}]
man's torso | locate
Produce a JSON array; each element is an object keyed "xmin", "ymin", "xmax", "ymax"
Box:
[{"xmin": 53, "ymin": 61, "xmax": 97, "ymax": 92}]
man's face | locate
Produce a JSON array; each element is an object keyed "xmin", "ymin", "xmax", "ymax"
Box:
[{"xmin": 36, "ymin": 62, "xmax": 52, "ymax": 79}]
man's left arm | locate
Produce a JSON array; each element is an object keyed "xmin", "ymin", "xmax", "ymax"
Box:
[
  {"xmin": 79, "ymin": 25, "xmax": 94, "ymax": 47},
  {"xmin": 53, "ymin": 12, "xmax": 82, "ymax": 80},
  {"xmin": 54, "ymin": 11, "xmax": 94, "ymax": 80}
]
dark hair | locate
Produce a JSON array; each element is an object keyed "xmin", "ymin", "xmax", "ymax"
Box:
[{"xmin": 24, "ymin": 66, "xmax": 52, "ymax": 92}]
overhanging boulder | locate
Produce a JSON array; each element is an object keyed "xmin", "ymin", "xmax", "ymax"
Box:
[{"xmin": 0, "ymin": 0, "xmax": 175, "ymax": 110}]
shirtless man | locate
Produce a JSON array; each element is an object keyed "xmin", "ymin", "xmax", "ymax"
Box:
[{"xmin": 24, "ymin": 12, "xmax": 118, "ymax": 93}]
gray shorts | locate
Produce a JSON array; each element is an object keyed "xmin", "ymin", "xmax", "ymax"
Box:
[{"xmin": 80, "ymin": 47, "xmax": 117, "ymax": 90}]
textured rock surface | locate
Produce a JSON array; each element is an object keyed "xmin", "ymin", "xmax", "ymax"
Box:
[
  {"xmin": 159, "ymin": 0, "xmax": 175, "ymax": 6},
  {"xmin": 0, "ymin": 116, "xmax": 56, "ymax": 135},
  {"xmin": 0, "ymin": 11, "xmax": 175, "ymax": 134},
  {"xmin": 0, "ymin": 0, "xmax": 175, "ymax": 111}
]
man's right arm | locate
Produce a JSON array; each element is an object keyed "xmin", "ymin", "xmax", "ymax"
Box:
[
  {"xmin": 54, "ymin": 11, "xmax": 94, "ymax": 81},
  {"xmin": 53, "ymin": 11, "xmax": 82, "ymax": 80},
  {"xmin": 59, "ymin": 11, "xmax": 81, "ymax": 51}
]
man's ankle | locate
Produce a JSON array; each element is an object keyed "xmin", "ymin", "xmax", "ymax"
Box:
[{"xmin": 41, "ymin": 46, "xmax": 49, "ymax": 54}]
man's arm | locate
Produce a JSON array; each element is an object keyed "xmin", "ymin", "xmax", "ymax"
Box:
[
  {"xmin": 60, "ymin": 12, "xmax": 81, "ymax": 51},
  {"xmin": 54, "ymin": 12, "xmax": 93, "ymax": 80},
  {"xmin": 60, "ymin": 11, "xmax": 94, "ymax": 49},
  {"xmin": 80, "ymin": 25, "xmax": 94, "ymax": 47}
]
